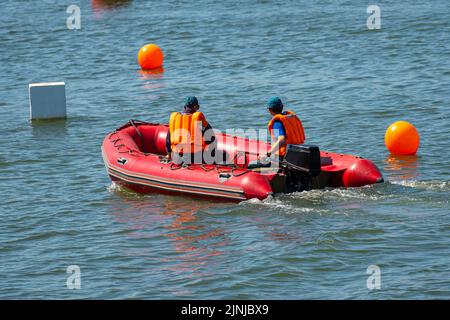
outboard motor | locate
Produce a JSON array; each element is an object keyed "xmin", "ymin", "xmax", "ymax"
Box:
[{"xmin": 282, "ymin": 144, "xmax": 321, "ymax": 192}]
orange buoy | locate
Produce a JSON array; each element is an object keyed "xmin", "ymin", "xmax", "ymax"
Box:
[
  {"xmin": 385, "ymin": 121, "xmax": 420, "ymax": 155},
  {"xmin": 137, "ymin": 44, "xmax": 164, "ymax": 70}
]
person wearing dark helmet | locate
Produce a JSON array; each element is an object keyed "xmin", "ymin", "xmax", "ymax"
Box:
[
  {"xmin": 166, "ymin": 96, "xmax": 215, "ymax": 164},
  {"xmin": 260, "ymin": 96, "xmax": 305, "ymax": 161}
]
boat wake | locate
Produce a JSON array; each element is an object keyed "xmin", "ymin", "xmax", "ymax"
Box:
[
  {"xmin": 389, "ymin": 179, "xmax": 449, "ymax": 191},
  {"xmin": 241, "ymin": 195, "xmax": 330, "ymax": 214},
  {"xmin": 239, "ymin": 178, "xmax": 449, "ymax": 213}
]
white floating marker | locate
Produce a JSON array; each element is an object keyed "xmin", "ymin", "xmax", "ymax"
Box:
[{"xmin": 29, "ymin": 82, "xmax": 67, "ymax": 120}]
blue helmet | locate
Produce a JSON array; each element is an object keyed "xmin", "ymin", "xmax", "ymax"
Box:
[
  {"xmin": 267, "ymin": 96, "xmax": 283, "ymax": 112},
  {"xmin": 184, "ymin": 96, "xmax": 199, "ymax": 108}
]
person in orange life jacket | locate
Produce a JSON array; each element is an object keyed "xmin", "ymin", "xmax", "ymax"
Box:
[
  {"xmin": 259, "ymin": 96, "xmax": 305, "ymax": 162},
  {"xmin": 166, "ymin": 96, "xmax": 215, "ymax": 163}
]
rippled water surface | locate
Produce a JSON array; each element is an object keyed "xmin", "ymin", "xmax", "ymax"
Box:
[{"xmin": 0, "ymin": 0, "xmax": 449, "ymax": 299}]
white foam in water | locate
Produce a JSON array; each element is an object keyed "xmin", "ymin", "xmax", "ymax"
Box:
[
  {"xmin": 390, "ymin": 180, "xmax": 449, "ymax": 191},
  {"xmin": 107, "ymin": 182, "xmax": 122, "ymax": 193},
  {"xmin": 293, "ymin": 187, "xmax": 385, "ymax": 201},
  {"xmin": 241, "ymin": 192, "xmax": 330, "ymax": 214}
]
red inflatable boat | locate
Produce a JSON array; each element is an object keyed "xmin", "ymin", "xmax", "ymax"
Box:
[{"xmin": 101, "ymin": 120, "xmax": 383, "ymax": 201}]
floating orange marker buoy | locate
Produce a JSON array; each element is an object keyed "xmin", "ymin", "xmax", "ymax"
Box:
[
  {"xmin": 137, "ymin": 44, "xmax": 164, "ymax": 70},
  {"xmin": 385, "ymin": 121, "xmax": 420, "ymax": 155}
]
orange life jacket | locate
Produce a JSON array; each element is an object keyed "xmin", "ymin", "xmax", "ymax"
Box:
[
  {"xmin": 169, "ymin": 111, "xmax": 209, "ymax": 154},
  {"xmin": 267, "ymin": 110, "xmax": 305, "ymax": 156}
]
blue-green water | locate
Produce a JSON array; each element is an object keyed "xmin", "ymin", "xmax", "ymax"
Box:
[{"xmin": 0, "ymin": 0, "xmax": 449, "ymax": 299}]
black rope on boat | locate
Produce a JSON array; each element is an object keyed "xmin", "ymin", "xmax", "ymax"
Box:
[
  {"xmin": 129, "ymin": 119, "xmax": 146, "ymax": 154},
  {"xmin": 169, "ymin": 163, "xmax": 190, "ymax": 170},
  {"xmin": 114, "ymin": 119, "xmax": 157, "ymax": 132},
  {"xmin": 231, "ymin": 168, "xmax": 250, "ymax": 177},
  {"xmin": 109, "ymin": 120, "xmax": 168, "ymax": 159},
  {"xmin": 200, "ymin": 165, "xmax": 216, "ymax": 172}
]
